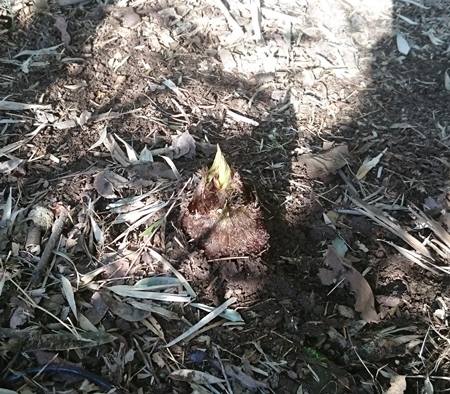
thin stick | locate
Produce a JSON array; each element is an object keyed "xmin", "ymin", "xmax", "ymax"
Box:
[{"xmin": 30, "ymin": 206, "xmax": 68, "ymax": 288}]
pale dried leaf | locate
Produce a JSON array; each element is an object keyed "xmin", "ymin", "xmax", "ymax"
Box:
[
  {"xmin": 84, "ymin": 292, "xmax": 109, "ymax": 325},
  {"xmin": 445, "ymin": 69, "xmax": 450, "ymax": 91},
  {"xmin": 383, "ymin": 241, "xmax": 438, "ymax": 274},
  {"xmin": 128, "ymin": 300, "xmax": 180, "ymax": 320},
  {"xmin": 0, "ymin": 140, "xmax": 27, "ymax": 156},
  {"xmin": 386, "ymin": 375, "xmax": 407, "ymax": 394},
  {"xmin": 170, "ymin": 369, "xmax": 225, "ymax": 385},
  {"xmin": 172, "ymin": 131, "xmax": 196, "ymax": 159},
  {"xmin": 427, "ymin": 30, "xmax": 444, "ymax": 46},
  {"xmin": 94, "ymin": 171, "xmax": 117, "ymax": 199},
  {"xmin": 90, "ymin": 215, "xmax": 104, "ymax": 246},
  {"xmin": 148, "ymin": 249, "xmax": 196, "ymax": 298},
  {"xmin": 331, "ymin": 237, "xmax": 348, "ymax": 257},
  {"xmin": 396, "ymin": 34, "xmax": 410, "ymax": 55},
  {"xmin": 124, "ymin": 348, "xmax": 135, "ymax": 364},
  {"xmin": 218, "ymin": 48, "xmax": 237, "ymax": 71},
  {"xmin": 191, "ymin": 302, "xmax": 244, "ymax": 322},
  {"xmin": 114, "ymin": 201, "xmax": 168, "ymax": 224},
  {"xmin": 160, "ymin": 155, "xmax": 181, "ymax": 180},
  {"xmin": 346, "ymin": 266, "xmax": 379, "ymax": 323},
  {"xmin": 61, "ymin": 276, "xmax": 77, "ymax": 319},
  {"xmin": 107, "ymin": 286, "xmax": 191, "ymax": 303},
  {"xmin": 423, "ymin": 376, "xmax": 434, "ymax": 394},
  {"xmin": 396, "ymin": 14, "xmax": 418, "ymax": 25},
  {"xmin": 163, "ymin": 79, "xmax": 180, "ymax": 95},
  {"xmin": 349, "ymin": 196, "xmax": 432, "ymax": 259},
  {"xmin": 89, "ymin": 127, "xmax": 108, "ymax": 150},
  {"xmin": 65, "ymin": 81, "xmax": 88, "ymax": 91},
  {"xmin": 10, "ymin": 305, "xmax": 29, "ymax": 329},
  {"xmin": 103, "ymin": 133, "xmax": 129, "ymax": 167},
  {"xmin": 78, "ymin": 311, "xmax": 98, "ymax": 332},
  {"xmin": 356, "ymin": 148, "xmax": 387, "ymax": 180},
  {"xmin": 0, "ymin": 158, "xmax": 22, "ymax": 174},
  {"xmin": 55, "ymin": 16, "xmax": 71, "ymax": 45},
  {"xmin": 0, "ymin": 389, "xmax": 19, "ymax": 394},
  {"xmin": 2, "ymin": 189, "xmax": 12, "ymax": 222},
  {"xmin": 77, "ymin": 110, "xmax": 91, "ymax": 127},
  {"xmin": 221, "ymin": 363, "xmax": 268, "ymax": 389},
  {"xmin": 0, "ymin": 269, "xmax": 5, "ymax": 297},
  {"xmin": 135, "ymin": 276, "xmax": 182, "ymax": 289},
  {"xmin": 153, "ymin": 352, "xmax": 166, "ymax": 368},
  {"xmin": 164, "ymin": 297, "xmax": 236, "ymax": 347},
  {"xmin": 139, "ymin": 146, "xmax": 154, "ymax": 163},
  {"xmin": 114, "ymin": 133, "xmax": 139, "ymax": 164},
  {"xmin": 103, "ymin": 170, "xmax": 129, "ymax": 190},
  {"xmin": 0, "ymin": 101, "xmax": 51, "ymax": 111}
]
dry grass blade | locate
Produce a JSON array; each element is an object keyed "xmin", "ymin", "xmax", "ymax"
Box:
[
  {"xmin": 128, "ymin": 300, "xmax": 180, "ymax": 320},
  {"xmin": 0, "ymin": 101, "xmax": 51, "ymax": 110},
  {"xmin": 191, "ymin": 302, "xmax": 244, "ymax": 322},
  {"xmin": 0, "ymin": 268, "xmax": 6, "ymax": 297},
  {"xmin": 349, "ymin": 196, "xmax": 432, "ymax": 259},
  {"xmin": 107, "ymin": 286, "xmax": 191, "ymax": 302},
  {"xmin": 381, "ymin": 241, "xmax": 439, "ymax": 275},
  {"xmin": 148, "ymin": 249, "xmax": 196, "ymax": 298},
  {"xmin": 409, "ymin": 204, "xmax": 450, "ymax": 251},
  {"xmin": 164, "ymin": 297, "xmax": 237, "ymax": 348}
]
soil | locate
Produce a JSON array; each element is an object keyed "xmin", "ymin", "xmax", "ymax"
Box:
[{"xmin": 1, "ymin": 0, "xmax": 450, "ymax": 393}]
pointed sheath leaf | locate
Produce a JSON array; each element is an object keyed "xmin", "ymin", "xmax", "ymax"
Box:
[{"xmin": 207, "ymin": 145, "xmax": 232, "ymax": 190}]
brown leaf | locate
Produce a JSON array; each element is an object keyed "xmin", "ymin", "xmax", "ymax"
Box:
[
  {"xmin": 320, "ymin": 247, "xmax": 379, "ymax": 323},
  {"xmin": 294, "ymin": 144, "xmax": 349, "ymax": 179}
]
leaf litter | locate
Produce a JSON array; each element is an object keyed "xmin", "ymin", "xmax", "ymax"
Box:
[{"xmin": 3, "ymin": 0, "xmax": 450, "ymax": 391}]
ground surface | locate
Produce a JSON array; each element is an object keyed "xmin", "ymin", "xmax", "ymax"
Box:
[{"xmin": 1, "ymin": 0, "xmax": 450, "ymax": 393}]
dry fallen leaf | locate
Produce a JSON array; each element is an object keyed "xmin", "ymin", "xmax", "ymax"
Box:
[
  {"xmin": 54, "ymin": 16, "xmax": 70, "ymax": 45},
  {"xmin": 318, "ymin": 246, "xmax": 379, "ymax": 323},
  {"xmin": 100, "ymin": 292, "xmax": 153, "ymax": 322},
  {"xmin": 170, "ymin": 369, "xmax": 225, "ymax": 385},
  {"xmin": 386, "ymin": 375, "xmax": 407, "ymax": 394},
  {"xmin": 94, "ymin": 170, "xmax": 117, "ymax": 199},
  {"xmin": 0, "ymin": 158, "xmax": 22, "ymax": 174},
  {"xmin": 396, "ymin": 34, "xmax": 410, "ymax": 55},
  {"xmin": 130, "ymin": 162, "xmax": 178, "ymax": 180},
  {"xmin": 445, "ymin": 68, "xmax": 450, "ymax": 91},
  {"xmin": 172, "ymin": 130, "xmax": 196, "ymax": 159},
  {"xmin": 356, "ymin": 148, "xmax": 387, "ymax": 180},
  {"xmin": 294, "ymin": 144, "xmax": 349, "ymax": 179}
]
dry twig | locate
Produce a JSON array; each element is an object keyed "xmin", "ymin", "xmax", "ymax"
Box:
[{"xmin": 30, "ymin": 205, "xmax": 68, "ymax": 288}]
